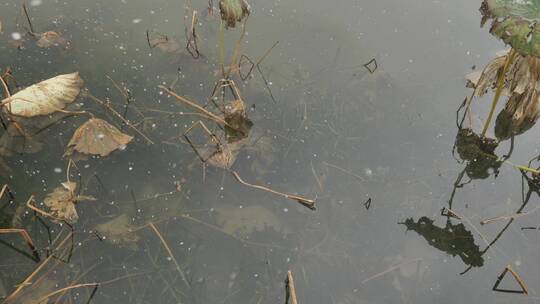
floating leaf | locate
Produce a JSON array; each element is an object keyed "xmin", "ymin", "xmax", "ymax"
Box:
[
  {"xmin": 481, "ymin": 0, "xmax": 540, "ymax": 57},
  {"xmin": 44, "ymin": 182, "xmax": 95, "ymax": 223},
  {"xmin": 35, "ymin": 31, "xmax": 67, "ymax": 48},
  {"xmin": 2, "ymin": 72, "xmax": 83, "ymax": 117},
  {"xmin": 95, "ymin": 214, "xmax": 140, "ymax": 249},
  {"xmin": 64, "ymin": 118, "xmax": 133, "ymax": 158},
  {"xmin": 219, "ymin": 0, "xmax": 250, "ymax": 28}
]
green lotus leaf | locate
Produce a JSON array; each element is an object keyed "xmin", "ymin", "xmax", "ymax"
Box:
[{"xmin": 481, "ymin": 0, "xmax": 540, "ymax": 57}]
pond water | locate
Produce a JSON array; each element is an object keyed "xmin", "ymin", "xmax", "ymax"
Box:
[{"xmin": 1, "ymin": 0, "xmax": 540, "ymax": 303}]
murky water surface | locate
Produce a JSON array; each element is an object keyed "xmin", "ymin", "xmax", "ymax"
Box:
[{"xmin": 1, "ymin": 0, "xmax": 540, "ymax": 303}]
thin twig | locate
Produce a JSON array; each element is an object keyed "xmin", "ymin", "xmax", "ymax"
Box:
[
  {"xmin": 506, "ymin": 265, "xmax": 529, "ymax": 295},
  {"xmin": 158, "ymin": 85, "xmax": 233, "ymax": 128},
  {"xmin": 362, "ymin": 258, "xmax": 422, "ymax": 284},
  {"xmin": 22, "ymin": 3, "xmax": 35, "ymax": 34},
  {"xmin": 285, "ymin": 270, "xmax": 299, "ymax": 304},
  {"xmin": 493, "ymin": 264, "xmax": 529, "ymax": 295},
  {"xmin": 0, "ymin": 228, "xmax": 39, "ymax": 261},
  {"xmin": 230, "ymin": 170, "xmax": 316, "ymax": 210},
  {"xmin": 5, "ymin": 232, "xmax": 73, "ymax": 302},
  {"xmin": 87, "ymin": 93, "xmax": 154, "ymax": 144},
  {"xmin": 148, "ymin": 222, "xmax": 191, "ymax": 288},
  {"xmin": 36, "ymin": 283, "xmax": 99, "ymax": 303},
  {"xmin": 323, "ymin": 161, "xmax": 365, "ymax": 182},
  {"xmin": 481, "ymin": 206, "xmax": 540, "ymax": 225}
]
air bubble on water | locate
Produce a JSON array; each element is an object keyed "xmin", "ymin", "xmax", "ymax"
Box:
[
  {"xmin": 54, "ymin": 168, "xmax": 62, "ymax": 173},
  {"xmin": 132, "ymin": 19, "xmax": 142, "ymax": 24}
]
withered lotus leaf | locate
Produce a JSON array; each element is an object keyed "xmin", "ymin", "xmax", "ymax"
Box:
[
  {"xmin": 65, "ymin": 118, "xmax": 133, "ymax": 158},
  {"xmin": 2, "ymin": 72, "xmax": 83, "ymax": 117},
  {"xmin": 219, "ymin": 0, "xmax": 250, "ymax": 28}
]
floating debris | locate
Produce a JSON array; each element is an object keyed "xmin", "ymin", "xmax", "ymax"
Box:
[
  {"xmin": 2, "ymin": 72, "xmax": 83, "ymax": 117},
  {"xmin": 219, "ymin": 0, "xmax": 250, "ymax": 28},
  {"xmin": 363, "ymin": 58, "xmax": 378, "ymax": 74},
  {"xmin": 64, "ymin": 118, "xmax": 133, "ymax": 158},
  {"xmin": 43, "ymin": 182, "xmax": 95, "ymax": 224}
]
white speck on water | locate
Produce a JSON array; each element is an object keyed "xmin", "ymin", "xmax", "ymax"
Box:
[
  {"xmin": 128, "ymin": 167, "xmax": 133, "ymax": 171},
  {"xmin": 283, "ymin": 208, "xmax": 288, "ymax": 213},
  {"xmin": 29, "ymin": 0, "xmax": 42, "ymax": 6},
  {"xmin": 365, "ymin": 168, "xmax": 373, "ymax": 177},
  {"xmin": 11, "ymin": 32, "xmax": 22, "ymax": 40},
  {"xmin": 132, "ymin": 19, "xmax": 142, "ymax": 24},
  {"xmin": 53, "ymin": 168, "xmax": 62, "ymax": 173}
]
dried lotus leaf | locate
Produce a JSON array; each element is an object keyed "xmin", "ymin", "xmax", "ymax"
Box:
[
  {"xmin": 36, "ymin": 31, "xmax": 67, "ymax": 48},
  {"xmin": 219, "ymin": 0, "xmax": 250, "ymax": 28},
  {"xmin": 43, "ymin": 181, "xmax": 95, "ymax": 223},
  {"xmin": 2, "ymin": 72, "xmax": 83, "ymax": 117},
  {"xmin": 65, "ymin": 118, "xmax": 133, "ymax": 158}
]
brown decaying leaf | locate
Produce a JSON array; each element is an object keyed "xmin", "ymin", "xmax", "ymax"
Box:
[
  {"xmin": 36, "ymin": 31, "xmax": 67, "ymax": 48},
  {"xmin": 44, "ymin": 181, "xmax": 95, "ymax": 223},
  {"xmin": 65, "ymin": 118, "xmax": 133, "ymax": 158}
]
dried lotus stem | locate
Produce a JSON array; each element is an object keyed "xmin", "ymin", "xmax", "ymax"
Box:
[{"xmin": 230, "ymin": 170, "xmax": 316, "ymax": 210}]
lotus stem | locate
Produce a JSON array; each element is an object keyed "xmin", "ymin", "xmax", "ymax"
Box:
[{"xmin": 481, "ymin": 49, "xmax": 517, "ymax": 137}]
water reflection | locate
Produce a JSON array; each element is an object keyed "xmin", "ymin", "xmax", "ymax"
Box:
[{"xmin": 400, "ymin": 217, "xmax": 483, "ymax": 268}]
